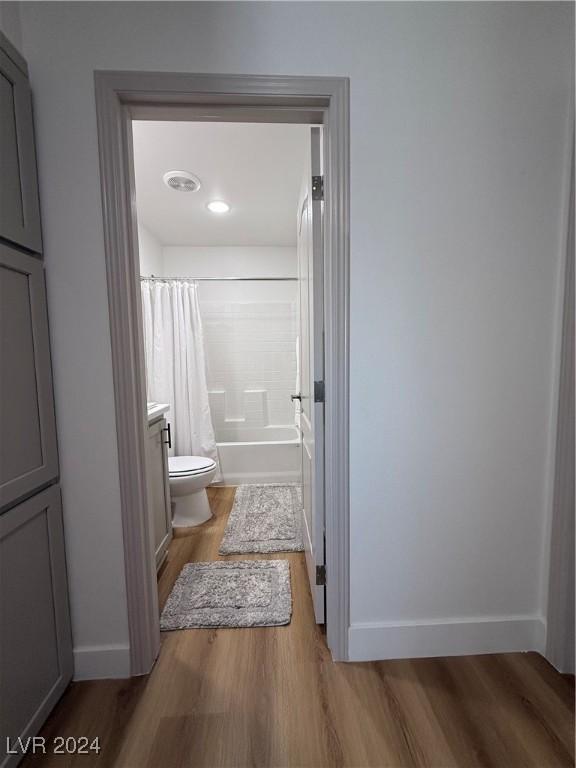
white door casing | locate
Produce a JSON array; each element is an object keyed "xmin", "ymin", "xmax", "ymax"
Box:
[{"xmin": 297, "ymin": 127, "xmax": 325, "ymax": 623}]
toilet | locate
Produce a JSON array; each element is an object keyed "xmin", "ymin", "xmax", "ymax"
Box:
[{"xmin": 168, "ymin": 455, "xmax": 218, "ymax": 527}]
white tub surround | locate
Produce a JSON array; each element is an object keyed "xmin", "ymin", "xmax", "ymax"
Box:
[
  {"xmin": 201, "ymin": 292, "xmax": 298, "ymax": 437},
  {"xmin": 216, "ymin": 425, "xmax": 300, "ymax": 486}
]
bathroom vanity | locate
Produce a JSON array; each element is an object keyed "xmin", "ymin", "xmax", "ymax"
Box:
[{"xmin": 146, "ymin": 404, "xmax": 172, "ymax": 570}]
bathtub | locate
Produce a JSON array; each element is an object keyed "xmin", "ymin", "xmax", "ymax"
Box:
[{"xmin": 214, "ymin": 425, "xmax": 301, "ymax": 485}]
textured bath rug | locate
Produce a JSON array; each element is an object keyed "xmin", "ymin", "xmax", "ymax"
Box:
[
  {"xmin": 219, "ymin": 484, "xmax": 304, "ymax": 554},
  {"xmin": 160, "ymin": 560, "xmax": 292, "ymax": 630}
]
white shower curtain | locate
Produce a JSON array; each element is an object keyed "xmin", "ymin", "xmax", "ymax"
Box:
[{"xmin": 141, "ymin": 279, "xmax": 219, "ymax": 469}]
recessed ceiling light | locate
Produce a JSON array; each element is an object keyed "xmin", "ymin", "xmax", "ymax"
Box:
[
  {"xmin": 207, "ymin": 200, "xmax": 230, "ymax": 214},
  {"xmin": 163, "ymin": 170, "xmax": 201, "ymax": 192}
]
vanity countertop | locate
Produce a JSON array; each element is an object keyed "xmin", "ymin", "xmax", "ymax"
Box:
[{"xmin": 147, "ymin": 402, "xmax": 170, "ymax": 424}]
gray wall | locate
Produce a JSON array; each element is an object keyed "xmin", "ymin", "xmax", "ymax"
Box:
[
  {"xmin": 0, "ymin": 2, "xmax": 22, "ymax": 51},
  {"xmin": 15, "ymin": 1, "xmax": 574, "ymax": 673}
]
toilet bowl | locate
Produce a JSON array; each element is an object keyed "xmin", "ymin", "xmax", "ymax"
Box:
[{"xmin": 168, "ymin": 455, "xmax": 218, "ymax": 527}]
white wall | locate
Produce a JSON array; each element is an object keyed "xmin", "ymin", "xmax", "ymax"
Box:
[
  {"xmin": 17, "ymin": 1, "xmax": 574, "ymax": 674},
  {"xmin": 163, "ymin": 245, "xmax": 298, "ymax": 303},
  {"xmin": 163, "ymin": 246, "xmax": 297, "ymax": 279},
  {"xmin": 138, "ymin": 224, "xmax": 164, "ymax": 276}
]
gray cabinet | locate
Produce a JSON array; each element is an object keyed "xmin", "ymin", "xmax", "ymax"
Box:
[
  {"xmin": 0, "ymin": 30, "xmax": 72, "ymax": 768},
  {"xmin": 0, "ymin": 243, "xmax": 58, "ymax": 511},
  {"xmin": 0, "ymin": 485, "xmax": 73, "ymax": 768},
  {"xmin": 146, "ymin": 418, "xmax": 172, "ymax": 569},
  {"xmin": 0, "ymin": 36, "xmax": 42, "ymax": 253}
]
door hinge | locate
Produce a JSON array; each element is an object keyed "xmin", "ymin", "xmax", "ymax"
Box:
[
  {"xmin": 316, "ymin": 564, "xmax": 326, "ymax": 586},
  {"xmin": 312, "ymin": 175, "xmax": 324, "ymax": 201},
  {"xmin": 314, "ymin": 380, "xmax": 325, "ymax": 403}
]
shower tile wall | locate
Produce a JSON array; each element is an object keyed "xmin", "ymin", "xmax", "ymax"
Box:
[
  {"xmin": 160, "ymin": 246, "xmax": 299, "ymax": 444},
  {"xmin": 200, "ymin": 298, "xmax": 298, "ymax": 442}
]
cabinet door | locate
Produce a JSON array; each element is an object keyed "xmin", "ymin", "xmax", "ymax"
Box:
[
  {"xmin": 146, "ymin": 419, "xmax": 172, "ymax": 569},
  {"xmin": 0, "ymin": 41, "xmax": 42, "ymax": 253},
  {"xmin": 0, "ymin": 485, "xmax": 73, "ymax": 768},
  {"xmin": 0, "ymin": 243, "xmax": 58, "ymax": 510}
]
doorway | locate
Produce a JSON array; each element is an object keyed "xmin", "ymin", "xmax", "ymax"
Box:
[
  {"xmin": 94, "ymin": 72, "xmax": 350, "ymax": 672},
  {"xmin": 133, "ymin": 119, "xmax": 326, "ymax": 625}
]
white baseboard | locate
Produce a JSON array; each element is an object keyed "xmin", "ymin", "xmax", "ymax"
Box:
[
  {"xmin": 214, "ymin": 471, "xmax": 300, "ymax": 485},
  {"xmin": 348, "ymin": 615, "xmax": 546, "ymax": 662},
  {"xmin": 73, "ymin": 643, "xmax": 131, "ymax": 680}
]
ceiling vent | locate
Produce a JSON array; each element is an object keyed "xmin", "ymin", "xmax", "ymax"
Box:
[{"xmin": 162, "ymin": 171, "xmax": 201, "ymax": 193}]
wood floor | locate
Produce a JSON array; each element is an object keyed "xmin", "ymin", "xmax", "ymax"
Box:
[{"xmin": 24, "ymin": 487, "xmax": 574, "ymax": 768}]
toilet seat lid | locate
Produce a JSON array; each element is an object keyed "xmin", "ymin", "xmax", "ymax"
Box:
[{"xmin": 169, "ymin": 455, "xmax": 216, "ymax": 476}]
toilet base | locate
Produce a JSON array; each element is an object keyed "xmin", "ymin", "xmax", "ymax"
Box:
[{"xmin": 172, "ymin": 489, "xmax": 213, "ymax": 528}]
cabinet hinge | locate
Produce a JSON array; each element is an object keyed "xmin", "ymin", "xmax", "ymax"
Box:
[
  {"xmin": 316, "ymin": 564, "xmax": 326, "ymax": 586},
  {"xmin": 314, "ymin": 380, "xmax": 325, "ymax": 403},
  {"xmin": 312, "ymin": 175, "xmax": 324, "ymax": 201}
]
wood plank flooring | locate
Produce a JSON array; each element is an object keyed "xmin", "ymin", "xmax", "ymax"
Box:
[{"xmin": 24, "ymin": 486, "xmax": 574, "ymax": 768}]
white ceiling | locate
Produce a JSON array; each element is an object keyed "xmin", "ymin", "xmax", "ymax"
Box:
[{"xmin": 132, "ymin": 121, "xmax": 309, "ymax": 246}]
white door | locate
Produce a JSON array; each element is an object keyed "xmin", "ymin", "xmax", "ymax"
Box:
[{"xmin": 296, "ymin": 127, "xmax": 325, "ymax": 623}]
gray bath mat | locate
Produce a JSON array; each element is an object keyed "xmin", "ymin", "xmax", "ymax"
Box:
[
  {"xmin": 219, "ymin": 484, "xmax": 304, "ymax": 554},
  {"xmin": 160, "ymin": 560, "xmax": 292, "ymax": 630}
]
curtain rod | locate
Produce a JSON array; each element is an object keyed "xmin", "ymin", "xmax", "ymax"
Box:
[{"xmin": 140, "ymin": 276, "xmax": 297, "ymax": 282}]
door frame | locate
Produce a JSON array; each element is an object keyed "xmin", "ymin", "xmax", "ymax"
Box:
[{"xmin": 94, "ymin": 71, "xmax": 350, "ymax": 673}]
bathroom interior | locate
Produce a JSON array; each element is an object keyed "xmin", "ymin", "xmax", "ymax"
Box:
[{"xmin": 133, "ymin": 119, "xmax": 317, "ymax": 628}]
